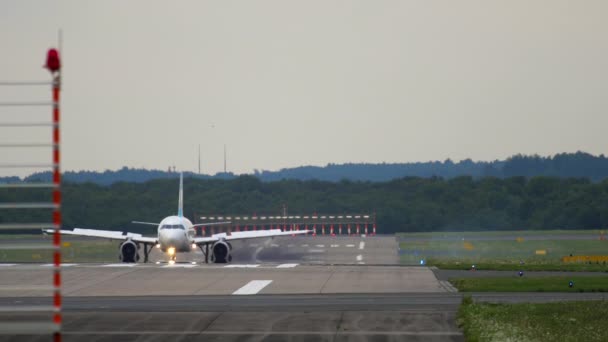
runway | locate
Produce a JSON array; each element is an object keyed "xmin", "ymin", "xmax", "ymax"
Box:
[{"xmin": 1, "ymin": 235, "xmax": 606, "ymax": 341}]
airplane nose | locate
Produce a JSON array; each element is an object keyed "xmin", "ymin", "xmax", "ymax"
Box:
[{"xmin": 161, "ymin": 230, "xmax": 185, "ymax": 247}]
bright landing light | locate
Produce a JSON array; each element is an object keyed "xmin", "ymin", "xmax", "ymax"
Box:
[
  {"xmin": 169, "ymin": 260, "xmax": 175, "ymax": 265},
  {"xmin": 191, "ymin": 243, "xmax": 197, "ymax": 249},
  {"xmin": 167, "ymin": 247, "xmax": 176, "ymax": 256},
  {"xmin": 155, "ymin": 244, "xmax": 161, "ymax": 249}
]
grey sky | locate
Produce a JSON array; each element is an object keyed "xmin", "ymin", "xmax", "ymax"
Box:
[{"xmin": 1, "ymin": 1, "xmax": 607, "ymax": 177}]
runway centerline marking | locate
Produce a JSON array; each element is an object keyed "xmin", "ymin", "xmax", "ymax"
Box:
[
  {"xmin": 276, "ymin": 263, "xmax": 298, "ymax": 268},
  {"xmin": 359, "ymin": 241, "xmax": 365, "ymax": 250},
  {"xmin": 232, "ymin": 280, "xmax": 272, "ymax": 295},
  {"xmin": 356, "ymin": 254, "xmax": 363, "ymax": 261},
  {"xmin": 224, "ymin": 264, "xmax": 259, "ymax": 268},
  {"xmin": 0, "ymin": 264, "xmax": 16, "ymax": 267},
  {"xmin": 301, "ymin": 244, "xmax": 309, "ymax": 247},
  {"xmin": 163, "ymin": 264, "xmax": 196, "ymax": 268},
  {"xmin": 102, "ymin": 264, "xmax": 136, "ymax": 267},
  {"xmin": 315, "ymin": 244, "xmax": 325, "ymax": 248},
  {"xmin": 330, "ymin": 244, "xmax": 340, "ymax": 247},
  {"xmin": 346, "ymin": 244, "xmax": 355, "ymax": 248},
  {"xmin": 270, "ymin": 244, "xmax": 279, "ymax": 247}
]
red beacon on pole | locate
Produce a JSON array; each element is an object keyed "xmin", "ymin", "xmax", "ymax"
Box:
[{"xmin": 45, "ymin": 48, "xmax": 61, "ymax": 73}]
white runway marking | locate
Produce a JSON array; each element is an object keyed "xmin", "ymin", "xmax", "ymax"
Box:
[
  {"xmin": 359, "ymin": 241, "xmax": 365, "ymax": 250},
  {"xmin": 224, "ymin": 264, "xmax": 259, "ymax": 268},
  {"xmin": 346, "ymin": 244, "xmax": 355, "ymax": 248},
  {"xmin": 276, "ymin": 263, "xmax": 298, "ymax": 268},
  {"xmin": 163, "ymin": 264, "xmax": 196, "ymax": 268},
  {"xmin": 330, "ymin": 244, "xmax": 340, "ymax": 248},
  {"xmin": 308, "ymin": 249, "xmax": 325, "ymax": 253},
  {"xmin": 102, "ymin": 264, "xmax": 136, "ymax": 267},
  {"xmin": 287, "ymin": 244, "xmax": 294, "ymax": 248},
  {"xmin": 356, "ymin": 254, "xmax": 363, "ymax": 261},
  {"xmin": 0, "ymin": 264, "xmax": 16, "ymax": 267},
  {"xmin": 271, "ymin": 244, "xmax": 280, "ymax": 247},
  {"xmin": 315, "ymin": 244, "xmax": 325, "ymax": 248},
  {"xmin": 301, "ymin": 244, "xmax": 309, "ymax": 247},
  {"xmin": 41, "ymin": 263, "xmax": 77, "ymax": 267},
  {"xmin": 232, "ymin": 280, "xmax": 273, "ymax": 295}
]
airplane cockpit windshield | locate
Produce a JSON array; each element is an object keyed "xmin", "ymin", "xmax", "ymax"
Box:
[{"xmin": 160, "ymin": 224, "xmax": 185, "ymax": 230}]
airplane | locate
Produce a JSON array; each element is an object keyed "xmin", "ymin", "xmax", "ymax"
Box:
[{"xmin": 45, "ymin": 173, "xmax": 311, "ymax": 264}]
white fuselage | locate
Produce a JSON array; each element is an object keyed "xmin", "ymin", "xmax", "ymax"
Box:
[{"xmin": 157, "ymin": 216, "xmax": 196, "ymax": 253}]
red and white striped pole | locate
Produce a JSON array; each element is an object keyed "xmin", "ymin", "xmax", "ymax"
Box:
[
  {"xmin": 347, "ymin": 224, "xmax": 351, "ymax": 236},
  {"xmin": 373, "ymin": 223, "xmax": 377, "ymax": 236},
  {"xmin": 330, "ymin": 224, "xmax": 335, "ymax": 236},
  {"xmin": 356, "ymin": 224, "xmax": 360, "ymax": 235},
  {"xmin": 364, "ymin": 223, "xmax": 368, "ymax": 235},
  {"xmin": 322, "ymin": 224, "xmax": 326, "ymax": 235},
  {"xmin": 47, "ymin": 48, "xmax": 62, "ymax": 342}
]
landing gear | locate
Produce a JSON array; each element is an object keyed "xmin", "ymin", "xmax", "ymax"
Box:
[
  {"xmin": 198, "ymin": 244, "xmax": 210, "ymax": 263},
  {"xmin": 141, "ymin": 243, "xmax": 154, "ymax": 263}
]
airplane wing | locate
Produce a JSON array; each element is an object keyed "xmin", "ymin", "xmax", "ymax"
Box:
[
  {"xmin": 43, "ymin": 228, "xmax": 158, "ymax": 245},
  {"xmin": 192, "ymin": 229, "xmax": 310, "ymax": 245},
  {"xmin": 225, "ymin": 229, "xmax": 311, "ymax": 241}
]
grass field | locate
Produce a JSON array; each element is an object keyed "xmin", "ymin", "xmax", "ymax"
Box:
[
  {"xmin": 458, "ymin": 298, "xmax": 608, "ymax": 342},
  {"xmin": 451, "ymin": 276, "xmax": 608, "ymax": 292},
  {"xmin": 399, "ymin": 230, "xmax": 608, "ymax": 271},
  {"xmin": 0, "ymin": 236, "xmax": 128, "ymax": 263}
]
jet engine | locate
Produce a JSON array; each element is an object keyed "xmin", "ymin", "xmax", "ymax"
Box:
[
  {"xmin": 119, "ymin": 240, "xmax": 140, "ymax": 263},
  {"xmin": 210, "ymin": 240, "xmax": 232, "ymax": 263}
]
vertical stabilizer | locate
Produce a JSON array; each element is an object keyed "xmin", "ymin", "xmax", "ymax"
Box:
[{"xmin": 178, "ymin": 172, "xmax": 183, "ymax": 217}]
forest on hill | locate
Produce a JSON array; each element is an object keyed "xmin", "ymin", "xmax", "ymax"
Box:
[
  {"xmin": 2, "ymin": 175, "xmax": 607, "ymax": 233},
  {"xmin": 2, "ymin": 151, "xmax": 607, "ymax": 185}
]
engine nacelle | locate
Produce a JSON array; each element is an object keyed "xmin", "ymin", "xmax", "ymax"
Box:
[
  {"xmin": 119, "ymin": 240, "xmax": 140, "ymax": 263},
  {"xmin": 210, "ymin": 240, "xmax": 232, "ymax": 263}
]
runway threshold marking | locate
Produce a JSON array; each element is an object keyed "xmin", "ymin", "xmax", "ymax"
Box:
[
  {"xmin": 276, "ymin": 263, "xmax": 298, "ymax": 268},
  {"xmin": 232, "ymin": 280, "xmax": 273, "ymax": 295},
  {"xmin": 346, "ymin": 244, "xmax": 355, "ymax": 248},
  {"xmin": 359, "ymin": 241, "xmax": 365, "ymax": 250},
  {"xmin": 330, "ymin": 244, "xmax": 340, "ymax": 247},
  {"xmin": 315, "ymin": 244, "xmax": 325, "ymax": 248}
]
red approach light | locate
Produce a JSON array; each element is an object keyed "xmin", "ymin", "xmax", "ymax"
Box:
[{"xmin": 45, "ymin": 48, "xmax": 61, "ymax": 73}]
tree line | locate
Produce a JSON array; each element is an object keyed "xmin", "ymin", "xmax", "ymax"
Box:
[
  {"xmin": 3, "ymin": 151, "xmax": 608, "ymax": 185},
  {"xmin": 1, "ymin": 175, "xmax": 607, "ymax": 234}
]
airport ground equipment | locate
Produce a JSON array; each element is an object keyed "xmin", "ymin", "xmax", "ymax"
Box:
[{"xmin": 195, "ymin": 214, "xmax": 377, "ymax": 236}]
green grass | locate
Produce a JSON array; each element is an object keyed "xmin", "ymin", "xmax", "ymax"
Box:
[
  {"xmin": 458, "ymin": 299, "xmax": 608, "ymax": 342},
  {"xmin": 0, "ymin": 238, "xmax": 123, "ymax": 263},
  {"xmin": 398, "ymin": 229, "xmax": 604, "ymax": 238},
  {"xmin": 428, "ymin": 259, "xmax": 608, "ymax": 272},
  {"xmin": 451, "ymin": 276, "xmax": 608, "ymax": 292},
  {"xmin": 399, "ymin": 230, "xmax": 608, "ymax": 271}
]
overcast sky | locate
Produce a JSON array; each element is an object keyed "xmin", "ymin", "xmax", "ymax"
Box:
[{"xmin": 1, "ymin": 1, "xmax": 607, "ymax": 177}]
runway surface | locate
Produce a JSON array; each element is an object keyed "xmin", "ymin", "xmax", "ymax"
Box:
[{"xmin": 1, "ymin": 235, "xmax": 606, "ymax": 341}]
